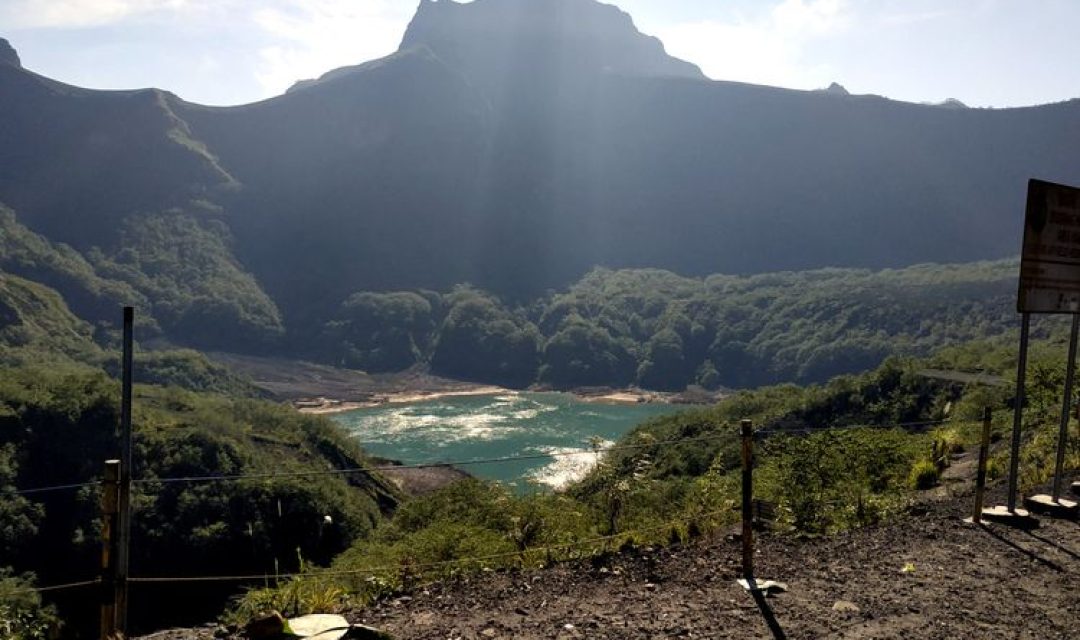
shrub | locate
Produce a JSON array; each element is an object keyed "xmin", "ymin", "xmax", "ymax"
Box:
[
  {"xmin": 0, "ymin": 571, "xmax": 58, "ymax": 640},
  {"xmin": 909, "ymin": 460, "xmax": 940, "ymax": 490}
]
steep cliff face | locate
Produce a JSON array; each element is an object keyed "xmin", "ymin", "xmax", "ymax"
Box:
[
  {"xmin": 399, "ymin": 0, "xmax": 703, "ymax": 91},
  {"xmin": 0, "ymin": 38, "xmax": 20, "ymax": 68},
  {"xmin": 0, "ymin": 62, "xmax": 235, "ymax": 249}
]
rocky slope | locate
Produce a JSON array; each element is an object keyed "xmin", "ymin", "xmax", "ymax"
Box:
[
  {"xmin": 345, "ymin": 484, "xmax": 1079, "ymax": 639},
  {"xmin": 141, "ymin": 474, "xmax": 1080, "ymax": 640}
]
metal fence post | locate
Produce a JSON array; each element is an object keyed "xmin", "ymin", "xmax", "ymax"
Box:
[
  {"xmin": 1007, "ymin": 312, "xmax": 1030, "ymax": 511},
  {"xmin": 100, "ymin": 460, "xmax": 120, "ymax": 640},
  {"xmin": 741, "ymin": 419, "xmax": 753, "ymax": 578},
  {"xmin": 117, "ymin": 307, "xmax": 134, "ymax": 634},
  {"xmin": 972, "ymin": 409, "xmax": 992, "ymax": 523}
]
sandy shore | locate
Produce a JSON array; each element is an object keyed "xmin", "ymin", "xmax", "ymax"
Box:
[
  {"xmin": 573, "ymin": 386, "xmax": 723, "ymax": 405},
  {"xmin": 296, "ymin": 386, "xmax": 510, "ymax": 414},
  {"xmin": 206, "ymin": 352, "xmax": 721, "ymax": 413},
  {"xmin": 576, "ymin": 391, "xmax": 655, "ymax": 404}
]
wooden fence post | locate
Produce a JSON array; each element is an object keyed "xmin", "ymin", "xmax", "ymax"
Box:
[
  {"xmin": 741, "ymin": 419, "xmax": 753, "ymax": 578},
  {"xmin": 100, "ymin": 460, "xmax": 120, "ymax": 640},
  {"xmin": 117, "ymin": 307, "xmax": 134, "ymax": 634},
  {"xmin": 972, "ymin": 408, "xmax": 992, "ymax": 523}
]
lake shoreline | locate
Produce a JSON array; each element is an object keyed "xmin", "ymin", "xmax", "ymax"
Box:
[
  {"xmin": 329, "ymin": 391, "xmax": 688, "ymax": 491},
  {"xmin": 296, "ymin": 386, "xmax": 510, "ymax": 414},
  {"xmin": 298, "ymin": 386, "xmax": 721, "ymax": 414},
  {"xmin": 205, "ymin": 352, "xmax": 721, "ymax": 415}
]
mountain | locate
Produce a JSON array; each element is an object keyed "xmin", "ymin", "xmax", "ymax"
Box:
[
  {"xmin": 0, "ymin": 272, "xmax": 101, "ymax": 362},
  {"xmin": 0, "ymin": 0, "xmax": 1077, "ymax": 374},
  {"xmin": 0, "ymin": 66, "xmax": 235, "ymax": 246},
  {"xmin": 0, "ymin": 38, "xmax": 19, "ymax": 67},
  {"xmin": 398, "ymin": 0, "xmax": 704, "ymax": 87}
]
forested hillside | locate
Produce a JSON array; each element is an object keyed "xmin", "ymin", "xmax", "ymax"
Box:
[
  {"xmin": 322, "ymin": 260, "xmax": 1024, "ymax": 390},
  {"xmin": 1, "ymin": 185, "xmax": 1027, "ymax": 391},
  {"xmin": 0, "ymin": 361, "xmax": 401, "ymax": 635}
]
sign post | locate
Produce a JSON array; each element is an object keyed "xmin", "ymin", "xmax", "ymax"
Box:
[
  {"xmin": 1000, "ymin": 179, "xmax": 1080, "ymax": 521},
  {"xmin": 1006, "ymin": 312, "xmax": 1030, "ymax": 514},
  {"xmin": 1051, "ymin": 315, "xmax": 1079, "ymax": 501}
]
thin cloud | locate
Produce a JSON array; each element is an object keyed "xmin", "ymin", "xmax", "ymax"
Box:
[
  {"xmin": 251, "ymin": 0, "xmax": 412, "ymax": 96},
  {"xmin": 657, "ymin": 0, "xmax": 851, "ymax": 89},
  {"xmin": 0, "ymin": 0, "xmax": 194, "ymax": 29},
  {"xmin": 877, "ymin": 9, "xmax": 953, "ymax": 27}
]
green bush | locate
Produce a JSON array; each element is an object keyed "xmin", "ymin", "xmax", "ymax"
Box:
[
  {"xmin": 0, "ymin": 364, "xmax": 400, "ymax": 634},
  {"xmin": 0, "ymin": 571, "xmax": 58, "ymax": 640},
  {"xmin": 909, "ymin": 460, "xmax": 940, "ymax": 490}
]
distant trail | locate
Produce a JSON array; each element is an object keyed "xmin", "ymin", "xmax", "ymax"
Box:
[{"xmin": 916, "ymin": 368, "xmax": 1007, "ymax": 387}]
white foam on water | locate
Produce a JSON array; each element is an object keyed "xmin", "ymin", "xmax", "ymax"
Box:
[
  {"xmin": 527, "ymin": 440, "xmax": 613, "ymax": 490},
  {"xmin": 510, "ymin": 402, "xmax": 558, "ymax": 421},
  {"xmin": 347, "ymin": 407, "xmax": 523, "ymax": 444}
]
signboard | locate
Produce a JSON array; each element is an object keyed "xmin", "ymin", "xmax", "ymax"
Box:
[{"xmin": 1018, "ymin": 178, "xmax": 1080, "ymax": 313}]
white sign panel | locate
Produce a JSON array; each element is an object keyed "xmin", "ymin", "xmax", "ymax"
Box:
[{"xmin": 1018, "ymin": 179, "xmax": 1080, "ymax": 314}]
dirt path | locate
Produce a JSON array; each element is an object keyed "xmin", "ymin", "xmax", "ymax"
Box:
[{"xmin": 346, "ymin": 483, "xmax": 1079, "ymax": 639}]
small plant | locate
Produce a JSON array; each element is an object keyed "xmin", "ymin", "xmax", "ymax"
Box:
[
  {"xmin": 228, "ymin": 575, "xmax": 350, "ymax": 623},
  {"xmin": 908, "ymin": 460, "xmax": 939, "ymax": 490},
  {"xmin": 0, "ymin": 572, "xmax": 58, "ymax": 640},
  {"xmin": 931, "ymin": 425, "xmax": 967, "ymax": 461}
]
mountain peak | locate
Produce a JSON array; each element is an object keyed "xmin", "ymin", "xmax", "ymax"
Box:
[
  {"xmin": 824, "ymin": 82, "xmax": 849, "ymax": 96},
  {"xmin": 0, "ymin": 38, "xmax": 21, "ymax": 68},
  {"xmin": 399, "ymin": 0, "xmax": 704, "ymax": 84}
]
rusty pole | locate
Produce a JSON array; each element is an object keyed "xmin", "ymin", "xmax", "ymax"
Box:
[
  {"xmin": 100, "ymin": 460, "xmax": 120, "ymax": 640},
  {"xmin": 741, "ymin": 419, "xmax": 754, "ymax": 578},
  {"xmin": 972, "ymin": 408, "xmax": 992, "ymax": 523}
]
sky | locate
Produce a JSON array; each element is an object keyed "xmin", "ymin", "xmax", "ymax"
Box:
[{"xmin": 1, "ymin": 0, "xmax": 1077, "ymax": 108}]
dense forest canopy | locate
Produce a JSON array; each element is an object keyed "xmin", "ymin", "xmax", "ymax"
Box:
[{"xmin": 321, "ymin": 261, "xmax": 1023, "ymax": 390}]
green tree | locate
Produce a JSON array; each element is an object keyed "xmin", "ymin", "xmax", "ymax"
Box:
[
  {"xmin": 323, "ymin": 291, "xmax": 434, "ymax": 371},
  {"xmin": 540, "ymin": 316, "xmax": 635, "ymax": 387},
  {"xmin": 431, "ymin": 287, "xmax": 539, "ymax": 387}
]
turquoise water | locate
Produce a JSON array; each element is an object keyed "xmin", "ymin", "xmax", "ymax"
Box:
[{"xmin": 331, "ymin": 392, "xmax": 684, "ymax": 489}]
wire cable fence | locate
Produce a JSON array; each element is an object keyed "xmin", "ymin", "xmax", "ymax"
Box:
[
  {"xmin": 8, "ymin": 414, "xmax": 965, "ymax": 603},
  {"xmin": 125, "ymin": 507, "xmax": 733, "ymax": 586},
  {"xmin": 8, "ymin": 432, "xmax": 736, "ymax": 497},
  {"xmin": 755, "ymin": 417, "xmax": 953, "ymax": 437},
  {"xmin": 127, "ymin": 432, "xmax": 744, "ymax": 488},
  {"xmin": 5, "ymin": 579, "xmax": 101, "ymax": 597},
  {"xmin": 115, "ymin": 419, "xmax": 967, "ymax": 588},
  {"xmin": 13, "ymin": 480, "xmax": 101, "ymax": 496},
  {"xmin": 9, "ymin": 417, "xmax": 960, "ymax": 496}
]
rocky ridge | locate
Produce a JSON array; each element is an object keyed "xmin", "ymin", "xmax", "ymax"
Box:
[{"xmin": 0, "ymin": 38, "xmax": 20, "ymax": 67}]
